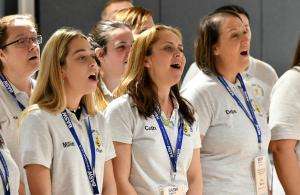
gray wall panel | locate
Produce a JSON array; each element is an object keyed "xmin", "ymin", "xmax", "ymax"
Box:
[
  {"xmin": 39, "ymin": 0, "xmax": 103, "ymax": 43},
  {"xmin": 262, "ymin": 0, "xmax": 300, "ymax": 75},
  {"xmin": 37, "ymin": 0, "xmax": 300, "ymax": 76}
]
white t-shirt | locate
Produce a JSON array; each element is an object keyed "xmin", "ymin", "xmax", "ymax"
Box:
[
  {"xmin": 0, "ymin": 134, "xmax": 20, "ymax": 195},
  {"xmin": 19, "ymin": 106, "xmax": 115, "ymax": 195},
  {"xmin": 104, "ymin": 94, "xmax": 201, "ymax": 195},
  {"xmin": 269, "ymin": 67, "xmax": 300, "ymax": 161},
  {"xmin": 99, "ymin": 80, "xmax": 114, "ymax": 103},
  {"xmin": 0, "ymin": 80, "xmax": 30, "ymax": 169},
  {"xmin": 181, "ymin": 72, "xmax": 271, "ymax": 195},
  {"xmin": 181, "ymin": 57, "xmax": 278, "ymax": 116}
]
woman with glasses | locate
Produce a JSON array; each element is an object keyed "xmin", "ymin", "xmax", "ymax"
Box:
[{"xmin": 0, "ymin": 14, "xmax": 41, "ymax": 194}]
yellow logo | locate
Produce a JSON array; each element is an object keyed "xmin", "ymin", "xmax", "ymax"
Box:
[
  {"xmin": 183, "ymin": 122, "xmax": 191, "ymax": 136},
  {"xmin": 93, "ymin": 130, "xmax": 103, "ymax": 153}
]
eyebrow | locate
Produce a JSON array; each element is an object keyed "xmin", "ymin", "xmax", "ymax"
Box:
[
  {"xmin": 163, "ymin": 41, "xmax": 183, "ymax": 47},
  {"xmin": 114, "ymin": 41, "xmax": 130, "ymax": 46},
  {"xmin": 72, "ymin": 48, "xmax": 94, "ymax": 55}
]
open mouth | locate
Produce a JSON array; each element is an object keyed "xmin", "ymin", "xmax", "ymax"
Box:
[
  {"xmin": 170, "ymin": 63, "xmax": 180, "ymax": 69},
  {"xmin": 29, "ymin": 56, "xmax": 38, "ymax": 60},
  {"xmin": 88, "ymin": 73, "xmax": 98, "ymax": 81},
  {"xmin": 240, "ymin": 50, "xmax": 248, "ymax": 56}
]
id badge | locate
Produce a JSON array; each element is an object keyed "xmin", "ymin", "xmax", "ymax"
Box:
[
  {"xmin": 160, "ymin": 185, "xmax": 185, "ymax": 195},
  {"xmin": 254, "ymin": 155, "xmax": 268, "ymax": 195}
]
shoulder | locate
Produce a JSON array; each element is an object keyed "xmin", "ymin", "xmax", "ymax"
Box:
[
  {"xmin": 249, "ymin": 57, "xmax": 278, "ymax": 85},
  {"xmin": 181, "ymin": 72, "xmax": 221, "ymax": 98},
  {"xmin": 273, "ymin": 67, "xmax": 300, "ymax": 93},
  {"xmin": 104, "ymin": 94, "xmax": 134, "ymax": 117}
]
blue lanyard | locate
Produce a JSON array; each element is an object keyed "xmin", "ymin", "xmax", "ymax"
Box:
[
  {"xmin": 61, "ymin": 109, "xmax": 99, "ymax": 195},
  {"xmin": 0, "ymin": 151, "xmax": 10, "ymax": 195},
  {"xmin": 0, "ymin": 73, "xmax": 25, "ymax": 111},
  {"xmin": 217, "ymin": 73, "xmax": 262, "ymax": 144},
  {"xmin": 154, "ymin": 111, "xmax": 184, "ymax": 174}
]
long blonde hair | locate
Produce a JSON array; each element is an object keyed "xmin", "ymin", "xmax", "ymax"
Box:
[{"xmin": 28, "ymin": 27, "xmax": 97, "ymax": 115}]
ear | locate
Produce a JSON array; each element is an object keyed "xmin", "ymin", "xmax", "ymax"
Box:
[
  {"xmin": 60, "ymin": 66, "xmax": 67, "ymax": 81},
  {"xmin": 212, "ymin": 44, "xmax": 220, "ymax": 56},
  {"xmin": 0, "ymin": 49, "xmax": 7, "ymax": 64},
  {"xmin": 144, "ymin": 56, "xmax": 152, "ymax": 68},
  {"xmin": 95, "ymin": 47, "xmax": 105, "ymax": 62}
]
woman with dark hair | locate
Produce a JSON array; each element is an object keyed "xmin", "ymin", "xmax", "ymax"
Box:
[
  {"xmin": 182, "ymin": 11, "xmax": 271, "ymax": 194},
  {"xmin": 269, "ymin": 39, "xmax": 300, "ymax": 194},
  {"xmin": 105, "ymin": 25, "xmax": 202, "ymax": 195},
  {"xmin": 89, "ymin": 20, "xmax": 133, "ymax": 107}
]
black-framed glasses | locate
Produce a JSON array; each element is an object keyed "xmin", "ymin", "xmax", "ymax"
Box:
[{"xmin": 1, "ymin": 35, "xmax": 42, "ymax": 49}]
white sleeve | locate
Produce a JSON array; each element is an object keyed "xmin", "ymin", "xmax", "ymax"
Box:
[
  {"xmin": 104, "ymin": 99, "xmax": 134, "ymax": 144},
  {"xmin": 103, "ymin": 117, "xmax": 116, "ymax": 161},
  {"xmin": 269, "ymin": 70, "xmax": 300, "ymax": 141},
  {"xmin": 20, "ymin": 112, "xmax": 53, "ymax": 168},
  {"xmin": 182, "ymin": 85, "xmax": 213, "ymax": 136},
  {"xmin": 191, "ymin": 113, "xmax": 201, "ymax": 149}
]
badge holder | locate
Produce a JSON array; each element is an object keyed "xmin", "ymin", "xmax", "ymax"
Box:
[
  {"xmin": 254, "ymin": 145, "xmax": 268, "ymax": 195},
  {"xmin": 159, "ymin": 172, "xmax": 185, "ymax": 195}
]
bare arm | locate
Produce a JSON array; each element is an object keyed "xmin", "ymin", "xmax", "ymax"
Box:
[
  {"xmin": 18, "ymin": 181, "xmax": 25, "ymax": 195},
  {"xmin": 270, "ymin": 139, "xmax": 300, "ymax": 195},
  {"xmin": 186, "ymin": 148, "xmax": 202, "ymax": 195},
  {"xmin": 102, "ymin": 160, "xmax": 117, "ymax": 195},
  {"xmin": 25, "ymin": 164, "xmax": 51, "ymax": 195},
  {"xmin": 112, "ymin": 142, "xmax": 137, "ymax": 195}
]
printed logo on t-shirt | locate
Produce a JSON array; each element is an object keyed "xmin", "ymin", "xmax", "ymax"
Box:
[
  {"xmin": 252, "ymin": 84, "xmax": 264, "ymax": 98},
  {"xmin": 62, "ymin": 141, "xmax": 75, "ymax": 148},
  {"xmin": 225, "ymin": 109, "xmax": 237, "ymax": 115},
  {"xmin": 183, "ymin": 122, "xmax": 191, "ymax": 137},
  {"xmin": 144, "ymin": 125, "xmax": 157, "ymax": 131},
  {"xmin": 251, "ymin": 99, "xmax": 264, "ymax": 117},
  {"xmin": 93, "ymin": 130, "xmax": 103, "ymax": 153}
]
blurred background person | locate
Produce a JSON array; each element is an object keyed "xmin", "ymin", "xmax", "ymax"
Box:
[
  {"xmin": 112, "ymin": 6, "xmax": 154, "ymax": 39},
  {"xmin": 101, "ymin": 0, "xmax": 133, "ymax": 20},
  {"xmin": 89, "ymin": 20, "xmax": 133, "ymax": 105}
]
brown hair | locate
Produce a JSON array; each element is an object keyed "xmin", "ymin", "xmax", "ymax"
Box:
[
  {"xmin": 113, "ymin": 6, "xmax": 152, "ymax": 34},
  {"xmin": 0, "ymin": 14, "xmax": 36, "ymax": 72},
  {"xmin": 101, "ymin": 0, "xmax": 133, "ymax": 20},
  {"xmin": 195, "ymin": 11, "xmax": 241, "ymax": 75},
  {"xmin": 116, "ymin": 25, "xmax": 195, "ymax": 125},
  {"xmin": 292, "ymin": 38, "xmax": 300, "ymax": 67}
]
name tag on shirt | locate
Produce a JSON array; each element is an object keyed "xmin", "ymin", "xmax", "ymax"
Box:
[
  {"xmin": 254, "ymin": 155, "xmax": 268, "ymax": 195},
  {"xmin": 160, "ymin": 185, "xmax": 185, "ymax": 195}
]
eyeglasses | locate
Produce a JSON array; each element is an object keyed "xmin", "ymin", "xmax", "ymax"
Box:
[{"xmin": 1, "ymin": 35, "xmax": 42, "ymax": 49}]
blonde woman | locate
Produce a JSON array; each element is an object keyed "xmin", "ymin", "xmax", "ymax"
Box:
[
  {"xmin": 105, "ymin": 25, "xmax": 202, "ymax": 195},
  {"xmin": 113, "ymin": 6, "xmax": 154, "ymax": 38},
  {"xmin": 19, "ymin": 28, "xmax": 116, "ymax": 195}
]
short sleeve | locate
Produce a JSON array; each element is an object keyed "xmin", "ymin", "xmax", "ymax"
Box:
[
  {"xmin": 191, "ymin": 113, "xmax": 201, "ymax": 149},
  {"xmin": 269, "ymin": 69, "xmax": 300, "ymax": 141},
  {"xmin": 102, "ymin": 116, "xmax": 116, "ymax": 161},
  {"xmin": 20, "ymin": 112, "xmax": 53, "ymax": 168},
  {"xmin": 181, "ymin": 79, "xmax": 214, "ymax": 136},
  {"xmin": 104, "ymin": 97, "xmax": 134, "ymax": 144}
]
